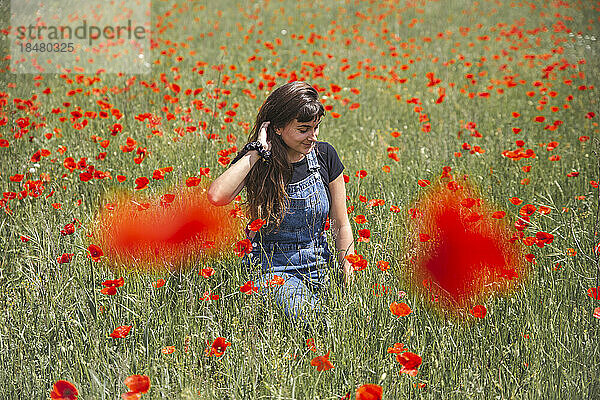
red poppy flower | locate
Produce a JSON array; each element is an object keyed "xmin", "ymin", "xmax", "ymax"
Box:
[
  {"xmin": 88, "ymin": 244, "xmax": 103, "ymax": 261},
  {"xmin": 356, "ymin": 384, "xmax": 383, "ymax": 400},
  {"xmin": 535, "ymin": 232, "xmax": 554, "ymax": 247},
  {"xmin": 185, "ymin": 176, "xmax": 201, "ymax": 187},
  {"xmin": 390, "ymin": 302, "xmax": 412, "ymax": 317},
  {"xmin": 387, "ymin": 343, "xmax": 407, "ymax": 354},
  {"xmin": 538, "ymin": 206, "xmax": 551, "ymax": 215},
  {"xmin": 199, "ymin": 267, "xmax": 215, "ymax": 278},
  {"xmin": 117, "ymin": 175, "xmax": 126, "ymax": 183},
  {"xmin": 519, "ymin": 204, "xmax": 536, "ymax": 217},
  {"xmin": 470, "ymin": 305, "xmax": 487, "ymax": 318},
  {"xmin": 311, "ymin": 351, "xmax": 334, "ymax": 371},
  {"xmin": 266, "ymin": 275, "xmax": 285, "ymax": 286},
  {"xmin": 234, "ymin": 239, "xmax": 252, "ymax": 257},
  {"xmin": 355, "ymin": 170, "xmax": 367, "ymax": 178},
  {"xmin": 240, "ymin": 280, "xmax": 258, "ymax": 294},
  {"xmin": 509, "ymin": 197, "xmax": 522, "ymax": 205},
  {"xmin": 417, "ymin": 179, "xmax": 431, "ymax": 187},
  {"xmin": 354, "ymin": 215, "xmax": 367, "ymax": 224},
  {"xmin": 397, "ymin": 351, "xmax": 422, "ymax": 376},
  {"xmin": 594, "ymin": 307, "xmax": 600, "ymax": 320},
  {"xmin": 460, "ymin": 197, "xmax": 479, "ymax": 208},
  {"xmin": 134, "ymin": 177, "xmax": 149, "ymax": 190},
  {"xmin": 60, "ymin": 223, "xmax": 75, "ymax": 236},
  {"xmin": 20, "ymin": 235, "xmax": 31, "ymax": 242},
  {"xmin": 377, "ymin": 261, "xmax": 390, "ymax": 271},
  {"xmin": 110, "ymin": 325, "xmax": 132, "ymax": 338},
  {"xmin": 248, "ymin": 218, "xmax": 266, "ymax": 232},
  {"xmin": 491, "ymin": 211, "xmax": 506, "ymax": 219},
  {"xmin": 153, "ymin": 279, "xmax": 165, "ymax": 288},
  {"xmin": 101, "ymin": 286, "xmax": 117, "ymax": 295},
  {"xmin": 419, "ymin": 233, "xmax": 430, "ymax": 242},
  {"xmin": 102, "ymin": 277, "xmax": 124, "ymax": 287},
  {"xmin": 57, "ymin": 253, "xmax": 74, "ymax": 264},
  {"xmin": 124, "ymin": 374, "xmax": 150, "ymax": 393},
  {"xmin": 161, "ymin": 346, "xmax": 176, "ymax": 354},
  {"xmin": 587, "ymin": 287, "xmax": 600, "ymax": 300},
  {"xmin": 50, "ymin": 380, "xmax": 78, "ymax": 400},
  {"xmin": 206, "ymin": 337, "xmax": 231, "ymax": 357},
  {"xmin": 357, "ymin": 229, "xmax": 371, "ymax": 242}
]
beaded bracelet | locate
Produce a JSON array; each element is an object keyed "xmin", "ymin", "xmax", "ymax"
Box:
[{"xmin": 242, "ymin": 141, "xmax": 272, "ymax": 164}]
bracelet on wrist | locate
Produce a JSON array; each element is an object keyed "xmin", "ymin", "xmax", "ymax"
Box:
[{"xmin": 243, "ymin": 141, "xmax": 271, "ymax": 164}]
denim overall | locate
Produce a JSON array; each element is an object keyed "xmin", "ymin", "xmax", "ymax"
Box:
[{"xmin": 243, "ymin": 148, "xmax": 334, "ymax": 321}]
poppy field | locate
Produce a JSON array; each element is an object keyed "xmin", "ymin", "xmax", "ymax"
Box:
[{"xmin": 1, "ymin": 0, "xmax": 600, "ymax": 398}]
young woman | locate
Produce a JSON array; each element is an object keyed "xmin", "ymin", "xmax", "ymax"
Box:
[{"xmin": 207, "ymin": 81, "xmax": 354, "ymax": 321}]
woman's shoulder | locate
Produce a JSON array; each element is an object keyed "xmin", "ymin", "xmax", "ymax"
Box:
[{"xmin": 316, "ymin": 141, "xmax": 337, "ymax": 155}]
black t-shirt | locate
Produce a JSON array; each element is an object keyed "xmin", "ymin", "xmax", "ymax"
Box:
[{"xmin": 231, "ymin": 141, "xmax": 344, "ymax": 206}]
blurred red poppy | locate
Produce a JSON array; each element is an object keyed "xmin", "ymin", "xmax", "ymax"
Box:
[
  {"xmin": 509, "ymin": 197, "xmax": 522, "ymax": 205},
  {"xmin": 110, "ymin": 325, "xmax": 132, "ymax": 339},
  {"xmin": 134, "ymin": 177, "xmax": 149, "ymax": 190},
  {"xmin": 88, "ymin": 244, "xmax": 103, "ymax": 261},
  {"xmin": 419, "ymin": 233, "xmax": 430, "ymax": 242},
  {"xmin": 356, "ymin": 384, "xmax": 383, "ymax": 400},
  {"xmin": 206, "ymin": 337, "xmax": 231, "ymax": 357},
  {"xmin": 240, "ymin": 281, "xmax": 258, "ymax": 294},
  {"xmin": 185, "ymin": 176, "xmax": 201, "ymax": 187},
  {"xmin": 124, "ymin": 374, "xmax": 150, "ymax": 393},
  {"xmin": 354, "ymin": 215, "xmax": 367, "ymax": 224},
  {"xmin": 102, "ymin": 277, "xmax": 124, "ymax": 287},
  {"xmin": 248, "ymin": 218, "xmax": 266, "ymax": 232},
  {"xmin": 390, "ymin": 302, "xmax": 412, "ymax": 317},
  {"xmin": 57, "ymin": 253, "xmax": 74, "ymax": 264},
  {"xmin": 311, "ymin": 351, "xmax": 334, "ymax": 371},
  {"xmin": 50, "ymin": 380, "xmax": 78, "ymax": 400},
  {"xmin": 491, "ymin": 211, "xmax": 506, "ymax": 219},
  {"xmin": 199, "ymin": 267, "xmax": 215, "ymax": 278},
  {"xmin": 357, "ymin": 229, "xmax": 371, "ymax": 242},
  {"xmin": 234, "ymin": 239, "xmax": 252, "ymax": 257},
  {"xmin": 377, "ymin": 261, "xmax": 390, "ymax": 271},
  {"xmin": 470, "ymin": 305, "xmax": 487, "ymax": 318},
  {"xmin": 397, "ymin": 351, "xmax": 422, "ymax": 376}
]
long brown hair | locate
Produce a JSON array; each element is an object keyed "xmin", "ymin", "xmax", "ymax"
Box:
[{"xmin": 245, "ymin": 81, "xmax": 325, "ymax": 229}]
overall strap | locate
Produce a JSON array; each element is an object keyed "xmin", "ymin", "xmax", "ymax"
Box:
[{"xmin": 306, "ymin": 147, "xmax": 320, "ymax": 172}]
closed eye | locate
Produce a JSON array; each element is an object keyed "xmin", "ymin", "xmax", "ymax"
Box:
[{"xmin": 299, "ymin": 124, "xmax": 320, "ymax": 133}]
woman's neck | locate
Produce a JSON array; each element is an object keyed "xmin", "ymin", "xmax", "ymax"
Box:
[{"xmin": 288, "ymin": 151, "xmax": 306, "ymax": 163}]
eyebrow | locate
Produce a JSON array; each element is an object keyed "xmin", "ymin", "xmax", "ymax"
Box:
[{"xmin": 297, "ymin": 120, "xmax": 322, "ymax": 128}]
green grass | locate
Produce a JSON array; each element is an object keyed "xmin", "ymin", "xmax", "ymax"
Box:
[{"xmin": 1, "ymin": 0, "xmax": 599, "ymax": 398}]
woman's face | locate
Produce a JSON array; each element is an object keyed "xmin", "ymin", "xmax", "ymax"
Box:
[{"xmin": 276, "ymin": 117, "xmax": 321, "ymax": 163}]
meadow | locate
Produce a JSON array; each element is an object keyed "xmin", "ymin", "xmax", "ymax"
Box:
[{"xmin": 1, "ymin": 0, "xmax": 599, "ymax": 398}]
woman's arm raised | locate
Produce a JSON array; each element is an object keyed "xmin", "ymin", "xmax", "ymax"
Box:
[
  {"xmin": 207, "ymin": 122, "xmax": 271, "ymax": 206},
  {"xmin": 328, "ymin": 172, "xmax": 355, "ymax": 286},
  {"xmin": 206, "ymin": 150, "xmax": 260, "ymax": 206}
]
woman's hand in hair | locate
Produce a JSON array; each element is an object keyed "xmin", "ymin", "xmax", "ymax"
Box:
[{"xmin": 258, "ymin": 121, "xmax": 272, "ymax": 151}]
